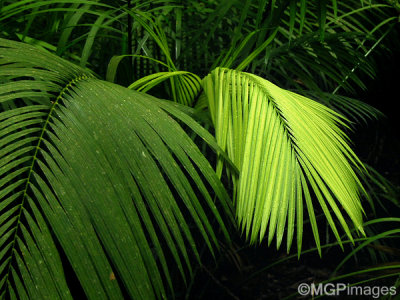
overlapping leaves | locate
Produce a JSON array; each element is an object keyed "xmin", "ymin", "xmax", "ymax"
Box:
[
  {"xmin": 0, "ymin": 38, "xmax": 233, "ymax": 299},
  {"xmin": 203, "ymin": 68, "xmax": 366, "ymax": 255}
]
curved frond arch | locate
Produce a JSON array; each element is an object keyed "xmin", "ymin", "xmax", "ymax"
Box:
[
  {"xmin": 0, "ymin": 38, "xmax": 233, "ymax": 299},
  {"xmin": 203, "ymin": 67, "xmax": 366, "ymax": 255}
]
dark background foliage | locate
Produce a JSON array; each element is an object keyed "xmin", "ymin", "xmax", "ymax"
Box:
[
  {"xmin": 1, "ymin": 0, "xmax": 400, "ymax": 299},
  {"xmin": 185, "ymin": 47, "xmax": 400, "ymax": 300}
]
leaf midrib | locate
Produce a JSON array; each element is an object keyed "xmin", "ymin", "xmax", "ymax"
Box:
[{"xmin": 3, "ymin": 74, "xmax": 89, "ymax": 291}]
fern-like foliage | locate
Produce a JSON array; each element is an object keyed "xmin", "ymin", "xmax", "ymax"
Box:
[
  {"xmin": 203, "ymin": 68, "xmax": 366, "ymax": 255},
  {"xmin": 0, "ymin": 38, "xmax": 233, "ymax": 299}
]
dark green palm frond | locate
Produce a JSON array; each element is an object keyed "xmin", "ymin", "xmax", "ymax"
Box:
[
  {"xmin": 203, "ymin": 67, "xmax": 366, "ymax": 256},
  {"xmin": 262, "ymin": 1, "xmax": 397, "ymax": 91},
  {"xmin": 358, "ymin": 164, "xmax": 400, "ymax": 214},
  {"xmin": 126, "ymin": 11, "xmax": 201, "ymax": 105},
  {"xmin": 0, "ymin": 37, "xmax": 89, "ymax": 108},
  {"xmin": 0, "ymin": 38, "xmax": 232, "ymax": 299},
  {"xmin": 0, "ymin": 106, "xmax": 75, "ymax": 300},
  {"xmin": 199, "ymin": 0, "xmax": 397, "ymax": 93},
  {"xmin": 0, "ymin": 1, "xmax": 157, "ymax": 72},
  {"xmin": 265, "ymin": 32, "xmax": 374, "ymax": 92},
  {"xmin": 0, "ymin": 37, "xmax": 91, "ymax": 299},
  {"xmin": 299, "ymin": 91, "xmax": 384, "ymax": 124}
]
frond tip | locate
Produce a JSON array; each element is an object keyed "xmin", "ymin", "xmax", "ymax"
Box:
[
  {"xmin": 0, "ymin": 38, "xmax": 233, "ymax": 299},
  {"xmin": 203, "ymin": 68, "xmax": 366, "ymax": 255}
]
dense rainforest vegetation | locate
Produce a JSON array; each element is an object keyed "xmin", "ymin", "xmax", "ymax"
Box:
[{"xmin": 0, "ymin": 0, "xmax": 399, "ymax": 299}]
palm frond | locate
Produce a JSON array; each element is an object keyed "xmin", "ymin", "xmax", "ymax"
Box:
[
  {"xmin": 203, "ymin": 67, "xmax": 366, "ymax": 255},
  {"xmin": 0, "ymin": 38, "xmax": 233, "ymax": 299},
  {"xmin": 358, "ymin": 164, "xmax": 400, "ymax": 214},
  {"xmin": 127, "ymin": 11, "xmax": 201, "ymax": 105},
  {"xmin": 299, "ymin": 91, "xmax": 384, "ymax": 124}
]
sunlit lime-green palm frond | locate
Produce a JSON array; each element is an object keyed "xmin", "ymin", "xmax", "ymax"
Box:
[
  {"xmin": 203, "ymin": 67, "xmax": 366, "ymax": 255},
  {"xmin": 0, "ymin": 38, "xmax": 233, "ymax": 299}
]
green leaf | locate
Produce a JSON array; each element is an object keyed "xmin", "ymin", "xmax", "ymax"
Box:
[
  {"xmin": 203, "ymin": 68, "xmax": 366, "ymax": 255},
  {"xmin": 0, "ymin": 38, "xmax": 232, "ymax": 299}
]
